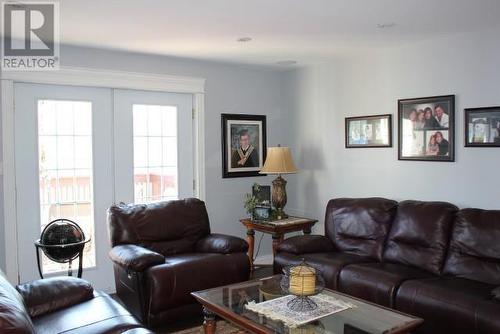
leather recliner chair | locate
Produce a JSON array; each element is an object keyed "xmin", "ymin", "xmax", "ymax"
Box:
[
  {"xmin": 274, "ymin": 198, "xmax": 500, "ymax": 334},
  {"xmin": 0, "ymin": 270, "xmax": 151, "ymax": 333},
  {"xmin": 108, "ymin": 198, "xmax": 250, "ymax": 328}
]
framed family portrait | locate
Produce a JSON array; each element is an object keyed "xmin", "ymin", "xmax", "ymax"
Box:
[
  {"xmin": 464, "ymin": 107, "xmax": 500, "ymax": 147},
  {"xmin": 221, "ymin": 114, "xmax": 267, "ymax": 178},
  {"xmin": 398, "ymin": 95, "xmax": 455, "ymax": 161},
  {"xmin": 345, "ymin": 114, "xmax": 392, "ymax": 148}
]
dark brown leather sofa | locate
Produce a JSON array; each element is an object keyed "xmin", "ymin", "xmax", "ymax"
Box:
[
  {"xmin": 274, "ymin": 198, "xmax": 500, "ymax": 334},
  {"xmin": 0, "ymin": 270, "xmax": 151, "ymax": 334},
  {"xmin": 108, "ymin": 198, "xmax": 250, "ymax": 328}
]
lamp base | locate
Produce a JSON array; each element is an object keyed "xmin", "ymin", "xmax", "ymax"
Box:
[
  {"xmin": 272, "ymin": 175, "xmax": 288, "ymax": 220},
  {"xmin": 276, "ymin": 207, "xmax": 288, "ymax": 220}
]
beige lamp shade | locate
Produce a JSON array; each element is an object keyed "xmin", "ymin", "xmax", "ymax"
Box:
[{"xmin": 260, "ymin": 146, "xmax": 298, "ymax": 174}]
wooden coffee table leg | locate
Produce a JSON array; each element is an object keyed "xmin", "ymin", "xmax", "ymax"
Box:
[
  {"xmin": 247, "ymin": 229, "xmax": 255, "ymax": 271},
  {"xmin": 203, "ymin": 307, "xmax": 216, "ymax": 334}
]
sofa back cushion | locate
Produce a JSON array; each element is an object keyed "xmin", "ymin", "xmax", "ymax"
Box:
[
  {"xmin": 108, "ymin": 198, "xmax": 210, "ymax": 256},
  {"xmin": 0, "ymin": 270, "xmax": 35, "ymax": 334},
  {"xmin": 383, "ymin": 200, "xmax": 457, "ymax": 275},
  {"xmin": 443, "ymin": 209, "xmax": 500, "ymax": 285},
  {"xmin": 325, "ymin": 198, "xmax": 398, "ymax": 261}
]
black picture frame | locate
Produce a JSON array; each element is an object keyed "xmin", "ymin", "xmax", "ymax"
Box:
[
  {"xmin": 398, "ymin": 95, "xmax": 455, "ymax": 162},
  {"xmin": 252, "ymin": 185, "xmax": 271, "ymax": 206},
  {"xmin": 464, "ymin": 106, "xmax": 500, "ymax": 147},
  {"xmin": 345, "ymin": 114, "xmax": 392, "ymax": 148},
  {"xmin": 221, "ymin": 114, "xmax": 267, "ymax": 178}
]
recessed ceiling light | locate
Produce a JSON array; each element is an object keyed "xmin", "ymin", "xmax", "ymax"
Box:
[
  {"xmin": 276, "ymin": 60, "xmax": 297, "ymax": 66},
  {"xmin": 377, "ymin": 22, "xmax": 396, "ymax": 29},
  {"xmin": 237, "ymin": 37, "xmax": 252, "ymax": 42}
]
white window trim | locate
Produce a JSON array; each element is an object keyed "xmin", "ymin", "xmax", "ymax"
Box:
[{"xmin": 1, "ymin": 66, "xmax": 206, "ymax": 283}]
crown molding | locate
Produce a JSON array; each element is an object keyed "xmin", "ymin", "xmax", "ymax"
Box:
[{"xmin": 1, "ymin": 66, "xmax": 205, "ymax": 93}]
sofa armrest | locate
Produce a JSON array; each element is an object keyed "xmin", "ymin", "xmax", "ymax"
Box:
[
  {"xmin": 196, "ymin": 233, "xmax": 248, "ymax": 254},
  {"xmin": 492, "ymin": 287, "xmax": 500, "ymax": 300},
  {"xmin": 16, "ymin": 277, "xmax": 94, "ymax": 318},
  {"xmin": 276, "ymin": 235, "xmax": 334, "ymax": 255},
  {"xmin": 109, "ymin": 244, "xmax": 165, "ymax": 271}
]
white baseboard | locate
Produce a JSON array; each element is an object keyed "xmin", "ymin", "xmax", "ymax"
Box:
[{"xmin": 254, "ymin": 254, "xmax": 273, "ymax": 266}]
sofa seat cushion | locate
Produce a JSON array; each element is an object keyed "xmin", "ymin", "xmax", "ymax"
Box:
[
  {"xmin": 32, "ymin": 292, "xmax": 142, "ymax": 334},
  {"xmin": 395, "ymin": 277, "xmax": 497, "ymax": 334},
  {"xmin": 146, "ymin": 253, "xmax": 250, "ymax": 314},
  {"xmin": 274, "ymin": 252, "xmax": 374, "ymax": 290},
  {"xmin": 338, "ymin": 262, "xmax": 433, "ymax": 307},
  {"xmin": 476, "ymin": 299, "xmax": 500, "ymax": 334}
]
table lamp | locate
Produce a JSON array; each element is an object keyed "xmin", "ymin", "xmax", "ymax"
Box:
[{"xmin": 259, "ymin": 145, "xmax": 298, "ymax": 219}]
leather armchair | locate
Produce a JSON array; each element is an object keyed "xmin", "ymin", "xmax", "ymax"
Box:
[
  {"xmin": 108, "ymin": 198, "xmax": 250, "ymax": 328},
  {"xmin": 0, "ymin": 270, "xmax": 146, "ymax": 334}
]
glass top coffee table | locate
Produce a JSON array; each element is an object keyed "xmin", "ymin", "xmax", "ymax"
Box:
[{"xmin": 192, "ymin": 275, "xmax": 422, "ymax": 334}]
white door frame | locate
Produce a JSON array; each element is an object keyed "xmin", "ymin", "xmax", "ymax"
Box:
[{"xmin": 1, "ymin": 66, "xmax": 206, "ymax": 283}]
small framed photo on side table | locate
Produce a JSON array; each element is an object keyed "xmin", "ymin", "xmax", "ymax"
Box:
[
  {"xmin": 465, "ymin": 107, "xmax": 500, "ymax": 147},
  {"xmin": 345, "ymin": 114, "xmax": 392, "ymax": 148}
]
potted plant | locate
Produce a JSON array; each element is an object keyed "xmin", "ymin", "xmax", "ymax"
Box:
[{"xmin": 244, "ymin": 183, "xmax": 261, "ymax": 219}]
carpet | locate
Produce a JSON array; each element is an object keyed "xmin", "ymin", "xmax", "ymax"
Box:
[{"xmin": 168, "ymin": 321, "xmax": 246, "ymax": 334}]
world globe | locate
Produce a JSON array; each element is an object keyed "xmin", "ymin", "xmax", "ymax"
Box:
[{"xmin": 40, "ymin": 219, "xmax": 86, "ymax": 263}]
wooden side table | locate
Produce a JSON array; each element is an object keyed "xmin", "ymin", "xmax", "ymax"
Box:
[{"xmin": 240, "ymin": 217, "xmax": 317, "ymax": 270}]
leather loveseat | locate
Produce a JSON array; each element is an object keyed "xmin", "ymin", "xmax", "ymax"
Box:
[
  {"xmin": 108, "ymin": 198, "xmax": 250, "ymax": 328},
  {"xmin": 274, "ymin": 198, "xmax": 500, "ymax": 334},
  {"xmin": 0, "ymin": 270, "xmax": 151, "ymax": 334}
]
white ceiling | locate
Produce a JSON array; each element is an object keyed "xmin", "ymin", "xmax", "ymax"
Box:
[{"xmin": 25, "ymin": 0, "xmax": 500, "ymax": 67}]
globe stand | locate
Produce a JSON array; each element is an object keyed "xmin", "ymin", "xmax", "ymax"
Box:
[{"xmin": 34, "ymin": 219, "xmax": 90, "ymax": 279}]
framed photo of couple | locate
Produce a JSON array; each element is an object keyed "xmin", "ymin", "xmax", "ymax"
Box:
[{"xmin": 398, "ymin": 95, "xmax": 455, "ymax": 162}]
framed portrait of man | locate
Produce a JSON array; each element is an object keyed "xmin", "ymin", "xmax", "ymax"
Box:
[
  {"xmin": 398, "ymin": 95, "xmax": 455, "ymax": 161},
  {"xmin": 221, "ymin": 114, "xmax": 267, "ymax": 178},
  {"xmin": 464, "ymin": 106, "xmax": 500, "ymax": 147}
]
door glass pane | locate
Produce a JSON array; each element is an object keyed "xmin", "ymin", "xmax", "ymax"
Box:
[
  {"xmin": 38, "ymin": 100, "xmax": 95, "ymax": 274},
  {"xmin": 133, "ymin": 104, "xmax": 178, "ymax": 203}
]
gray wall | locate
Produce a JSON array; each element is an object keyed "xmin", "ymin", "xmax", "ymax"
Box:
[
  {"xmin": 0, "ymin": 45, "xmax": 285, "ymax": 272},
  {"xmin": 283, "ymin": 28, "xmax": 500, "ymax": 235},
  {"xmin": 3, "ymin": 27, "xmax": 500, "ymax": 273}
]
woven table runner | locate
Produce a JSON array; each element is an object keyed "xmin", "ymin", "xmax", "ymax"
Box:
[{"xmin": 245, "ymin": 293, "xmax": 355, "ymax": 327}]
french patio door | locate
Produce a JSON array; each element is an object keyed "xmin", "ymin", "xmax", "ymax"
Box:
[
  {"xmin": 14, "ymin": 83, "xmax": 193, "ymax": 291},
  {"xmin": 113, "ymin": 89, "xmax": 194, "ymax": 203}
]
